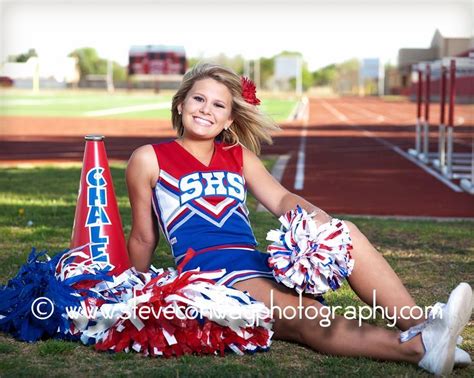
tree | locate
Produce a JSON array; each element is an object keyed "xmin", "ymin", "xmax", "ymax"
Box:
[
  {"xmin": 187, "ymin": 57, "xmax": 201, "ymax": 70},
  {"xmin": 259, "ymin": 57, "xmax": 274, "ymax": 89},
  {"xmin": 68, "ymin": 47, "xmax": 125, "ymax": 81},
  {"xmin": 288, "ymin": 62, "xmax": 313, "ymax": 91},
  {"xmin": 278, "ymin": 50, "xmax": 303, "ymax": 57},
  {"xmin": 188, "ymin": 54, "xmax": 244, "ymax": 74},
  {"xmin": 311, "ymin": 59, "xmax": 361, "ymax": 94},
  {"xmin": 313, "ymin": 64, "xmax": 337, "ymax": 86},
  {"xmin": 8, "ymin": 48, "xmax": 38, "ymax": 63},
  {"xmin": 274, "ymin": 51, "xmax": 313, "ymax": 91},
  {"xmin": 187, "ymin": 51, "xmax": 314, "ymax": 90},
  {"xmin": 337, "ymin": 58, "xmax": 360, "ymax": 94},
  {"xmin": 69, "ymin": 47, "xmax": 106, "ymax": 78},
  {"xmin": 112, "ymin": 62, "xmax": 126, "ymax": 81}
]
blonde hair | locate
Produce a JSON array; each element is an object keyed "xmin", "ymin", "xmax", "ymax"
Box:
[{"xmin": 171, "ymin": 63, "xmax": 280, "ymax": 155}]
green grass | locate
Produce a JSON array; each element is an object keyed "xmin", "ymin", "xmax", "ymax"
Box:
[
  {"xmin": 0, "ymin": 163, "xmax": 473, "ymax": 376},
  {"xmin": 0, "ymin": 91, "xmax": 173, "ymax": 119},
  {"xmin": 259, "ymin": 97, "xmax": 298, "ymax": 122},
  {"xmin": 0, "ymin": 89, "xmax": 297, "ymax": 122}
]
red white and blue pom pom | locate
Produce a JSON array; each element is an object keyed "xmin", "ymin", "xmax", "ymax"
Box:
[
  {"xmin": 266, "ymin": 206, "xmax": 354, "ymax": 296},
  {"xmin": 1, "ymin": 246, "xmax": 274, "ymax": 356},
  {"xmin": 0, "ymin": 247, "xmax": 111, "ymax": 342},
  {"xmin": 68, "ymin": 267, "xmax": 273, "ymax": 357}
]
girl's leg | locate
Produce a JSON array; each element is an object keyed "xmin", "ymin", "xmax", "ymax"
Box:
[
  {"xmin": 341, "ymin": 221, "xmax": 424, "ymax": 330},
  {"xmin": 233, "ymin": 277, "xmax": 424, "ymax": 363},
  {"xmin": 312, "ymin": 210, "xmax": 422, "ymax": 330}
]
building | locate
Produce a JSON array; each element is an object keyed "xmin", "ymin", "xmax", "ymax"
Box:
[
  {"xmin": 395, "ymin": 29, "xmax": 473, "ymax": 97},
  {"xmin": 0, "ymin": 57, "xmax": 80, "ymax": 89},
  {"xmin": 127, "ymin": 45, "xmax": 186, "ymax": 90}
]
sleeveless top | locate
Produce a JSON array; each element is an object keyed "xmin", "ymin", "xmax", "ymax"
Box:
[{"xmin": 151, "ymin": 140, "xmax": 272, "ymax": 286}]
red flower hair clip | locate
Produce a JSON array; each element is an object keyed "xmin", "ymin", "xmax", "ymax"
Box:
[{"xmin": 241, "ymin": 77, "xmax": 261, "ymax": 106}]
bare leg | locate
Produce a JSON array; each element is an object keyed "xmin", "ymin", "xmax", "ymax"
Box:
[
  {"xmin": 233, "ymin": 277, "xmax": 424, "ymax": 363},
  {"xmin": 311, "ymin": 210, "xmax": 423, "ymax": 330},
  {"xmin": 342, "ymin": 221, "xmax": 424, "ymax": 330}
]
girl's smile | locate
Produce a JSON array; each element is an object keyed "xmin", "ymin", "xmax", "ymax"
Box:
[{"xmin": 193, "ymin": 115, "xmax": 214, "ymax": 127}]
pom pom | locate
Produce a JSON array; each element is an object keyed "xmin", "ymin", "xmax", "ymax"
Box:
[
  {"xmin": 0, "ymin": 247, "xmax": 110, "ymax": 342},
  {"xmin": 1, "ymin": 246, "xmax": 274, "ymax": 357},
  {"xmin": 266, "ymin": 206, "xmax": 354, "ymax": 295},
  {"xmin": 70, "ymin": 267, "xmax": 273, "ymax": 357}
]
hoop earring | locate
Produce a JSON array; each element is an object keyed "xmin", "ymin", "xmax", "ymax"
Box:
[{"xmin": 224, "ymin": 126, "xmax": 240, "ymax": 149}]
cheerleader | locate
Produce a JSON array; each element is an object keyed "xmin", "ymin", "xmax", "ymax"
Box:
[{"xmin": 126, "ymin": 63, "xmax": 472, "ymax": 375}]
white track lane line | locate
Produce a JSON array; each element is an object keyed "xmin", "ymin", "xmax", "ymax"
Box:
[
  {"xmin": 320, "ymin": 100, "xmax": 463, "ymax": 192},
  {"xmin": 287, "ymin": 101, "xmax": 301, "ymax": 121},
  {"xmin": 84, "ymin": 102, "xmax": 171, "ymax": 117},
  {"xmin": 294, "ymin": 127, "xmax": 307, "ymax": 190},
  {"xmin": 294, "ymin": 97, "xmax": 310, "ymax": 190},
  {"xmin": 344, "ymin": 103, "xmax": 391, "ymax": 123},
  {"xmin": 321, "ymin": 101, "xmax": 347, "ymax": 122},
  {"xmin": 353, "ymin": 101, "xmax": 409, "ymax": 123}
]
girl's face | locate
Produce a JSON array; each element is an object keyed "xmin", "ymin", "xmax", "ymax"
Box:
[{"xmin": 178, "ymin": 78, "xmax": 233, "ymax": 140}]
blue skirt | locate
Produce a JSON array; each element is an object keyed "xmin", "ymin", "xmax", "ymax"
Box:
[{"xmin": 176, "ymin": 245, "xmax": 274, "ymax": 287}]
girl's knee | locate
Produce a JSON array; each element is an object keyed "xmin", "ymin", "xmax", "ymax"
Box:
[
  {"xmin": 270, "ymin": 294, "xmax": 327, "ymax": 344},
  {"xmin": 344, "ymin": 220, "xmax": 359, "ymax": 233},
  {"xmin": 344, "ymin": 220, "xmax": 366, "ymax": 242}
]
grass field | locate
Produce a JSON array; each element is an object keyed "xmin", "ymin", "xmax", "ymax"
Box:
[
  {"xmin": 0, "ymin": 90, "xmax": 297, "ymax": 122},
  {"xmin": 0, "ymin": 163, "xmax": 473, "ymax": 377}
]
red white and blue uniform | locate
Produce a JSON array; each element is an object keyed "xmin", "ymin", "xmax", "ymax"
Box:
[{"xmin": 151, "ymin": 140, "xmax": 273, "ymax": 286}]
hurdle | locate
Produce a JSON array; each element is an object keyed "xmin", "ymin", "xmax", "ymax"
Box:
[
  {"xmin": 409, "ymin": 63, "xmax": 436, "ymax": 162},
  {"xmin": 409, "ymin": 69, "xmax": 423, "ymax": 157},
  {"xmin": 432, "ymin": 60, "xmax": 450, "ymax": 172},
  {"xmin": 460, "ymin": 142, "xmax": 474, "ymax": 194},
  {"xmin": 451, "ymin": 55, "xmax": 474, "ymax": 194},
  {"xmin": 416, "ymin": 69, "xmax": 423, "ymax": 155},
  {"xmin": 421, "ymin": 63, "xmax": 431, "ymax": 163},
  {"xmin": 409, "ymin": 56, "xmax": 474, "ymax": 194},
  {"xmin": 437, "ymin": 64, "xmax": 447, "ymax": 169},
  {"xmin": 439, "ymin": 58, "xmax": 473, "ymax": 182}
]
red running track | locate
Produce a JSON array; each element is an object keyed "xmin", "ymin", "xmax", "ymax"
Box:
[
  {"xmin": 1, "ymin": 97, "xmax": 473, "ymax": 217},
  {"xmin": 262, "ymin": 97, "xmax": 474, "ymax": 218}
]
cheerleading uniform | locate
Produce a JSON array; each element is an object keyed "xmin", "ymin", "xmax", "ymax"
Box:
[
  {"xmin": 0, "ymin": 139, "xmax": 351, "ymax": 351},
  {"xmin": 151, "ymin": 140, "xmax": 273, "ymax": 287}
]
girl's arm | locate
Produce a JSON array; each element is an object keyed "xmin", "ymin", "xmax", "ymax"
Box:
[
  {"xmin": 242, "ymin": 147, "xmax": 332, "ymax": 225},
  {"xmin": 126, "ymin": 145, "xmax": 160, "ymax": 272}
]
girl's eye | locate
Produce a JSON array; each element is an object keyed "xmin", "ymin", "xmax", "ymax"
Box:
[{"xmin": 192, "ymin": 95, "xmax": 225, "ymax": 109}]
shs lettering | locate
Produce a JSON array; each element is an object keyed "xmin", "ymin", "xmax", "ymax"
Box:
[{"xmin": 179, "ymin": 171, "xmax": 245, "ymax": 203}]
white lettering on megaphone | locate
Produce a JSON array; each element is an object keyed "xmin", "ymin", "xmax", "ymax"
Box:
[{"xmin": 85, "ymin": 167, "xmax": 112, "ymax": 268}]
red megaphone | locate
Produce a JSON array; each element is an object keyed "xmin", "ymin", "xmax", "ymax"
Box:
[{"xmin": 70, "ymin": 135, "xmax": 130, "ymax": 275}]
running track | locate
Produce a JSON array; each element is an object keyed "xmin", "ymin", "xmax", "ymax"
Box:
[
  {"xmin": 266, "ymin": 97, "xmax": 473, "ymax": 217},
  {"xmin": 1, "ymin": 97, "xmax": 473, "ymax": 217}
]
